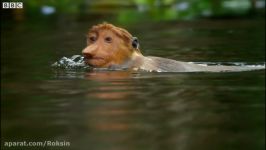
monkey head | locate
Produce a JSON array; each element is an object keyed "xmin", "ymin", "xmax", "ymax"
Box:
[{"xmin": 82, "ymin": 23, "xmax": 141, "ymax": 68}]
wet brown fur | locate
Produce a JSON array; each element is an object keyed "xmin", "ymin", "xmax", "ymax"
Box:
[{"xmin": 89, "ymin": 23, "xmax": 133, "ymax": 46}]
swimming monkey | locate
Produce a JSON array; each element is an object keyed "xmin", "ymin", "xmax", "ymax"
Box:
[{"xmin": 82, "ymin": 23, "xmax": 264, "ymax": 72}]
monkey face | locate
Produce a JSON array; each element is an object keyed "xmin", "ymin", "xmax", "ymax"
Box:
[{"xmin": 82, "ymin": 27, "xmax": 134, "ymax": 68}]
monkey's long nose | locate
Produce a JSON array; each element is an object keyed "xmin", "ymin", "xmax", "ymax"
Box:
[{"xmin": 82, "ymin": 46, "xmax": 96, "ymax": 59}]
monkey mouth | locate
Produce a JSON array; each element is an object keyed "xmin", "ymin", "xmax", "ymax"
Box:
[{"xmin": 84, "ymin": 57, "xmax": 107, "ymax": 67}]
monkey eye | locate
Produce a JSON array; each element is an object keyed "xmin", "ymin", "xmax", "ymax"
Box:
[
  {"xmin": 105, "ymin": 37, "xmax": 112, "ymax": 43},
  {"xmin": 89, "ymin": 36, "xmax": 97, "ymax": 43}
]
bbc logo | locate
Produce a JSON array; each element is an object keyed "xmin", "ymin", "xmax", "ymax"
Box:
[{"xmin": 2, "ymin": 2, "xmax": 23, "ymax": 9}]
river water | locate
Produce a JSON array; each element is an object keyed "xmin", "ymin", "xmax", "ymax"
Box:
[{"xmin": 1, "ymin": 18, "xmax": 265, "ymax": 150}]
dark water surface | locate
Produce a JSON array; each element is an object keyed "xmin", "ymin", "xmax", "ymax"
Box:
[{"xmin": 1, "ymin": 18, "xmax": 265, "ymax": 150}]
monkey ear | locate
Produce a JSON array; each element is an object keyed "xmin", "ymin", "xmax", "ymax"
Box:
[{"xmin": 132, "ymin": 37, "xmax": 139, "ymax": 49}]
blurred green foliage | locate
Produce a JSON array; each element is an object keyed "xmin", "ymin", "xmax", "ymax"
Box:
[{"xmin": 3, "ymin": 0, "xmax": 265, "ymax": 23}]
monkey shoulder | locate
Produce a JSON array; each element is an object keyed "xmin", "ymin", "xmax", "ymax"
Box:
[{"xmin": 138, "ymin": 56, "xmax": 195, "ymax": 72}]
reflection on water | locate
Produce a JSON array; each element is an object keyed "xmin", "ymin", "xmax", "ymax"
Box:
[
  {"xmin": 1, "ymin": 18, "xmax": 265, "ymax": 150},
  {"xmin": 85, "ymin": 71, "xmax": 133, "ymax": 100}
]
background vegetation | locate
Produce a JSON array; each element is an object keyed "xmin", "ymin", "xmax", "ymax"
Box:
[{"xmin": 2, "ymin": 0, "xmax": 265, "ymax": 24}]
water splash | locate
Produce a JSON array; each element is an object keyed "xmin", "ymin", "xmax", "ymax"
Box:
[
  {"xmin": 51, "ymin": 55, "xmax": 90, "ymax": 69},
  {"xmin": 51, "ymin": 55, "xmax": 127, "ymax": 71}
]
